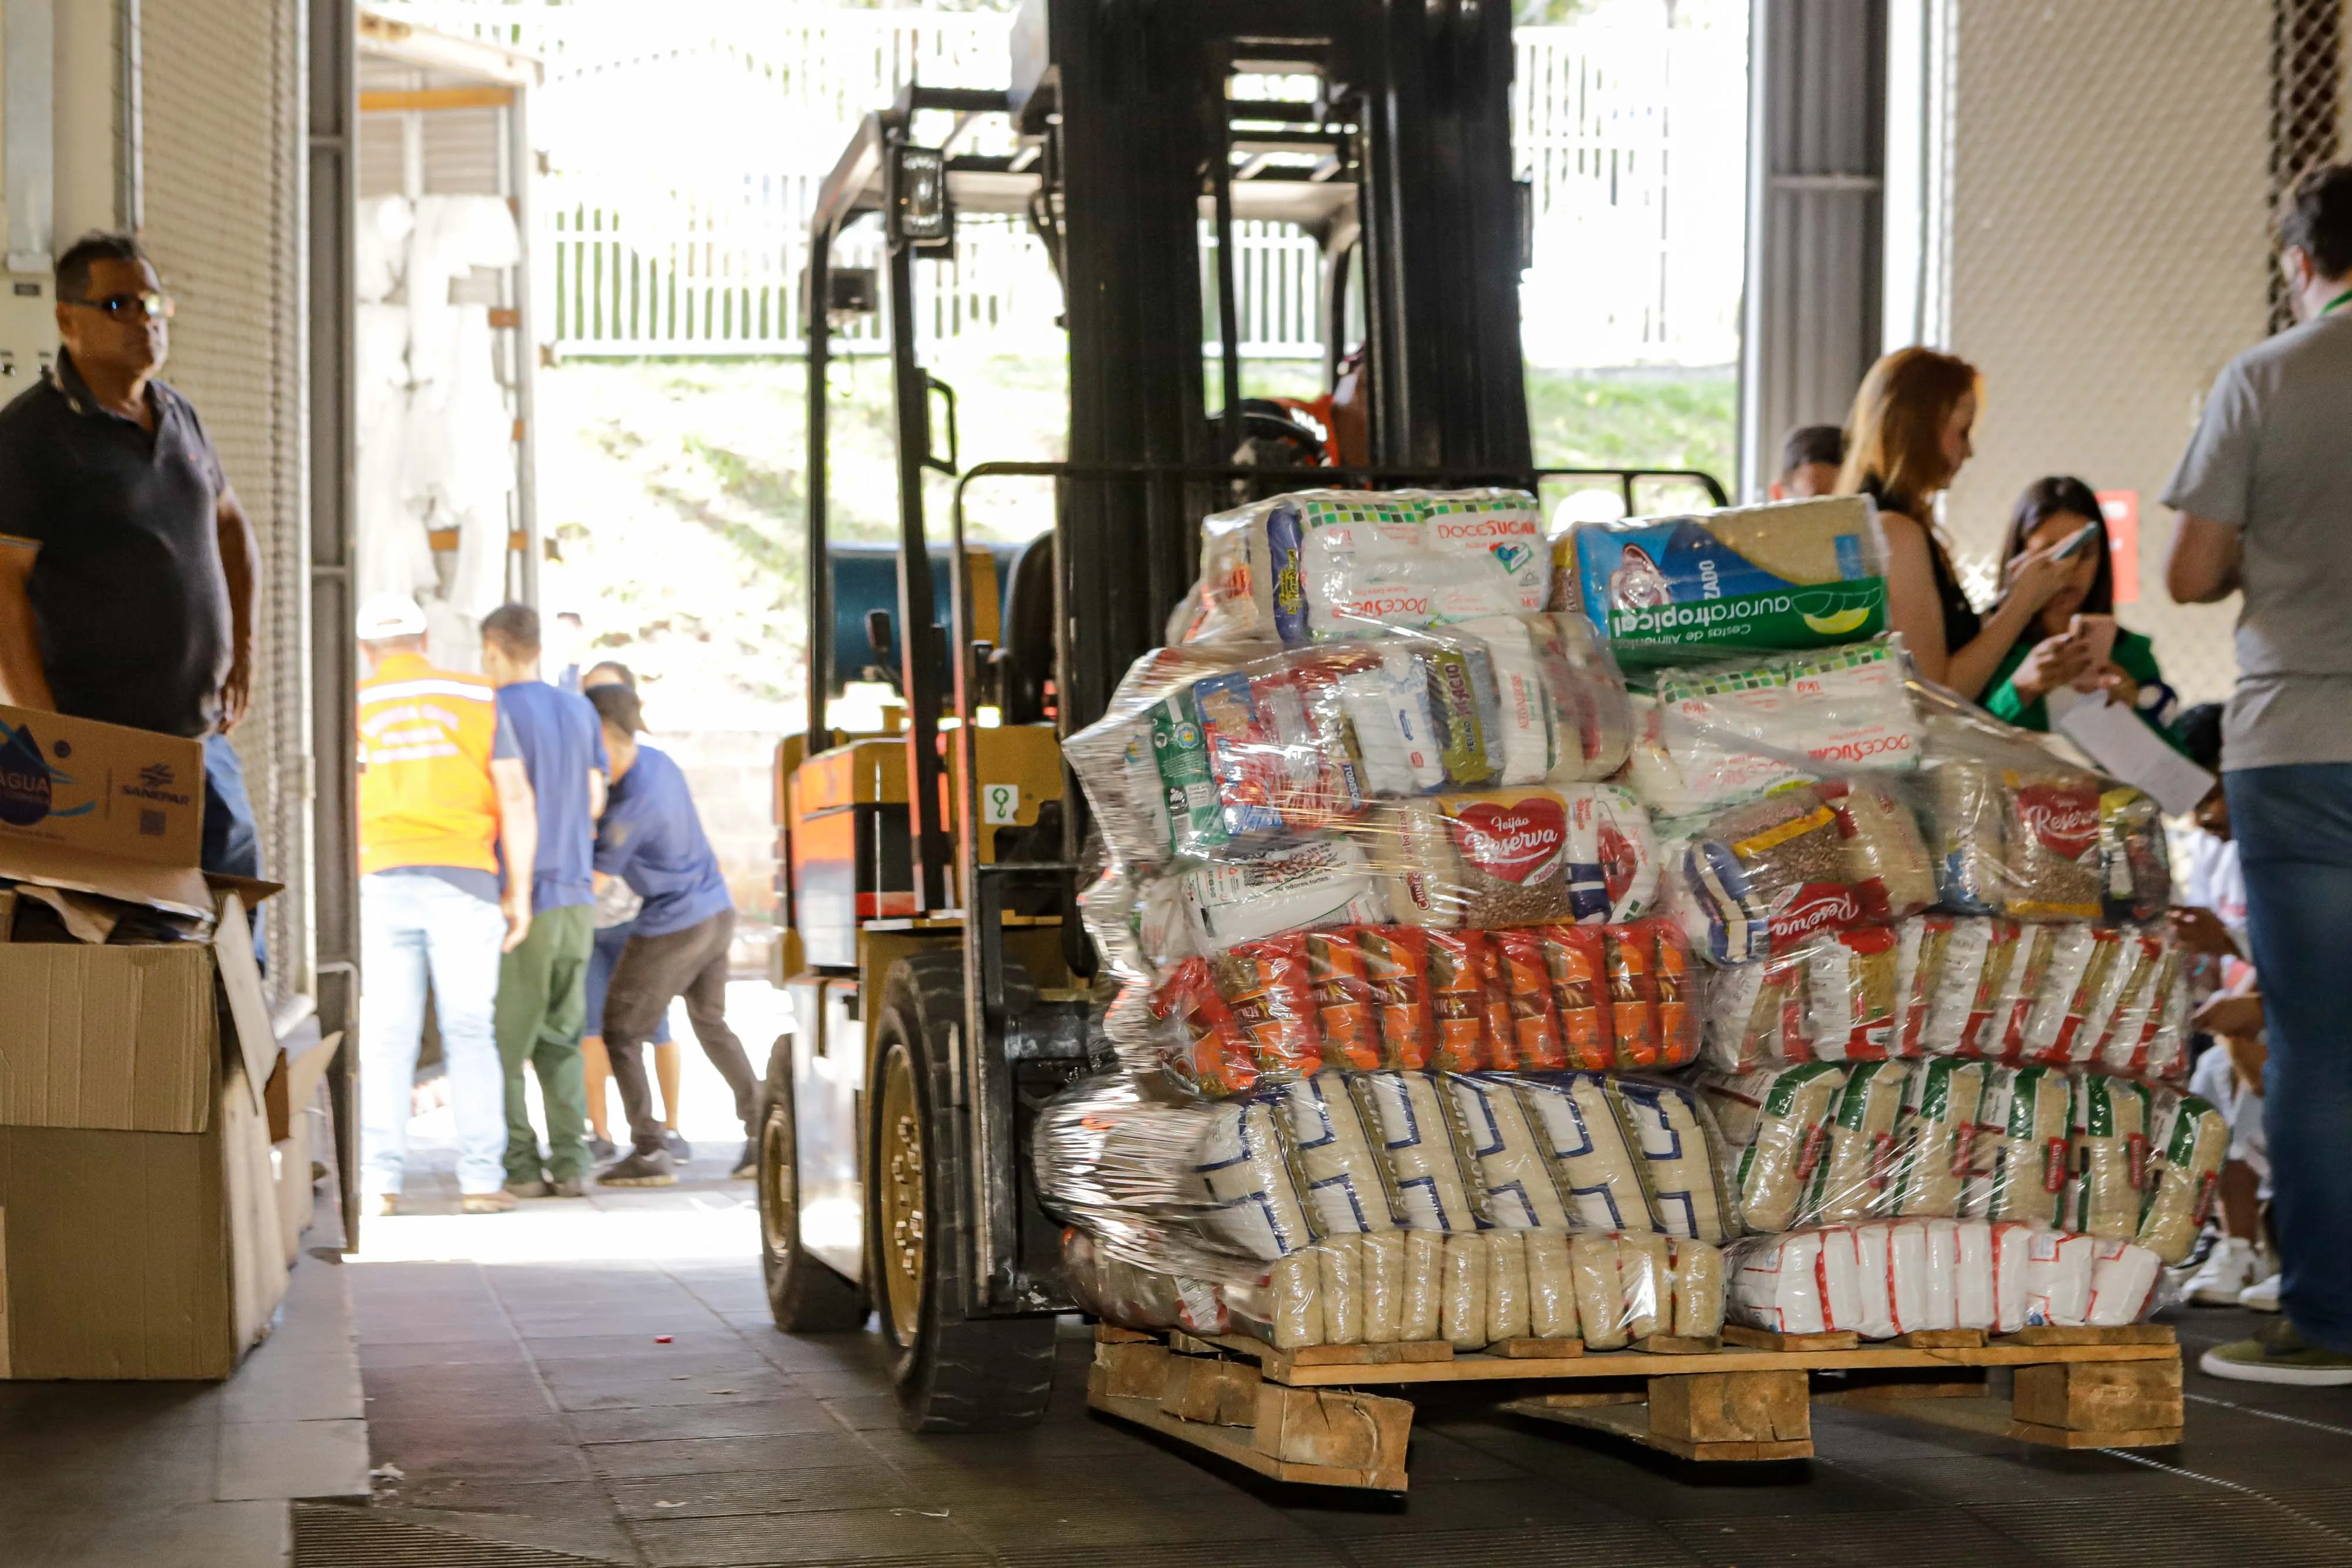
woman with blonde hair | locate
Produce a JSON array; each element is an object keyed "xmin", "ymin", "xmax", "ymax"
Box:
[{"xmin": 1837, "ymin": 346, "xmax": 2079, "ymax": 698}]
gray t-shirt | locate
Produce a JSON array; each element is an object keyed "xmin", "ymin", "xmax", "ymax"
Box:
[{"xmin": 2161, "ymin": 310, "xmax": 2352, "ymax": 770}]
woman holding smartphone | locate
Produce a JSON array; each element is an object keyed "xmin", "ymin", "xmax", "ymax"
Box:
[
  {"xmin": 1980, "ymin": 475, "xmax": 2179, "ymax": 742},
  {"xmin": 1837, "ymin": 348, "xmax": 2082, "ymax": 697}
]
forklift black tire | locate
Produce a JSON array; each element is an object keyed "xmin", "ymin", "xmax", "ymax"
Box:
[
  {"xmin": 868, "ymin": 951, "xmax": 1055, "ymax": 1433},
  {"xmin": 759, "ymin": 1035, "xmax": 868, "ymax": 1332}
]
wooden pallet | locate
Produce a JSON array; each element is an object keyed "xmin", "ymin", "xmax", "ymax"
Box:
[{"xmin": 1086, "ymin": 1322, "xmax": 2183, "ymax": 1486}]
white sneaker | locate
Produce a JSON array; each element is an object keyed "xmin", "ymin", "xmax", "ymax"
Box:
[
  {"xmin": 2241, "ymin": 1272, "xmax": 2283, "ymax": 1313},
  {"xmin": 2186, "ymin": 1237, "xmax": 2264, "ymax": 1305}
]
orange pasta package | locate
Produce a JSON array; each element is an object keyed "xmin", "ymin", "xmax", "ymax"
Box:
[
  {"xmin": 1425, "ymin": 930, "xmax": 1501, "ymax": 1072},
  {"xmin": 1489, "ymin": 928, "xmax": 1567, "ymax": 1070},
  {"xmin": 1155, "ymin": 957, "xmax": 1258, "ymax": 1095},
  {"xmin": 1648, "ymin": 919, "xmax": 1702, "ymax": 1069},
  {"xmin": 1538, "ymin": 923, "xmax": 1613, "ymax": 1070},
  {"xmin": 1358, "ymin": 926, "xmax": 1436, "ymax": 1071},
  {"xmin": 1212, "ymin": 935, "xmax": 1322, "ymax": 1074},
  {"xmin": 1304, "ymin": 931, "xmax": 1381, "ymax": 1070},
  {"xmin": 1605, "ymin": 925, "xmax": 1662, "ymax": 1069}
]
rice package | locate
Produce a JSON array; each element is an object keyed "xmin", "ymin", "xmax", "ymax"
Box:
[
  {"xmin": 1609, "ymin": 1077, "xmax": 1738, "ymax": 1243},
  {"xmin": 1374, "ymin": 782, "xmax": 1655, "ymax": 930},
  {"xmin": 1889, "ymin": 1057, "xmax": 1984, "ymax": 1218},
  {"xmin": 1695, "ymin": 1064, "xmax": 1845, "ymax": 1234},
  {"xmin": 1277, "ymin": 1071, "xmax": 1398, "ymax": 1236},
  {"xmin": 1514, "ymin": 1072, "xmax": 1655, "ymax": 1233},
  {"xmin": 2066, "ymin": 1073, "xmax": 2151, "ymax": 1240},
  {"xmin": 2138, "ymin": 1090, "xmax": 2227, "ymax": 1265},
  {"xmin": 1525, "ymin": 1229, "xmax": 1578, "ymax": 1339},
  {"xmin": 1444, "ymin": 1072, "xmax": 1573, "ymax": 1230},
  {"xmin": 1679, "ymin": 785, "xmax": 1870, "ymax": 964},
  {"xmin": 1442, "ymin": 1231, "xmax": 1494, "ymax": 1349},
  {"xmin": 1670, "ymin": 1237, "xmax": 1727, "ymax": 1338},
  {"xmin": 1357, "ymin": 1071, "xmax": 1483, "ymax": 1232},
  {"xmin": 1195, "ymin": 1098, "xmax": 1315, "ymax": 1259},
  {"xmin": 1179, "ymin": 839, "xmax": 1388, "ymax": 950},
  {"xmin": 1964, "ymin": 1065, "xmax": 2073, "ymax": 1228},
  {"xmin": 1556, "ymin": 496, "xmax": 1886, "ymax": 661},
  {"xmin": 1809, "ymin": 1058, "xmax": 1907, "ymax": 1224}
]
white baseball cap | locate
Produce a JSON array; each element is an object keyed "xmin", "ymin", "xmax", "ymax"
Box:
[{"xmin": 356, "ymin": 593, "xmax": 429, "ymax": 640}]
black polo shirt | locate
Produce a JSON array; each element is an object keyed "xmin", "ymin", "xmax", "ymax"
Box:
[{"xmin": 0, "ymin": 352, "xmax": 232, "ymax": 738}]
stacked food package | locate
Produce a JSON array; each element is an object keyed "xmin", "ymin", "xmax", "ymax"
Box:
[{"xmin": 1039, "ymin": 490, "xmax": 2204, "ymax": 1352}]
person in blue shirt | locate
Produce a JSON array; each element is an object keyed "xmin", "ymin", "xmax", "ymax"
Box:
[
  {"xmin": 584, "ymin": 680, "xmax": 759, "ymax": 1185},
  {"xmin": 481, "ymin": 604, "xmax": 609, "ymax": 1198}
]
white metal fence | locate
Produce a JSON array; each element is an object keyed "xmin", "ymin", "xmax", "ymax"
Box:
[{"xmin": 382, "ymin": 0, "xmax": 1746, "ymax": 368}]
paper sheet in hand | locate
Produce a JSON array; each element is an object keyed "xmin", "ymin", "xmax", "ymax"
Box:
[{"xmin": 2057, "ymin": 696, "xmax": 2214, "ymax": 816}]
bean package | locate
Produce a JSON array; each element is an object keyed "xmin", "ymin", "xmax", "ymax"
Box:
[{"xmin": 1043, "ymin": 489, "xmax": 2196, "ymax": 1349}]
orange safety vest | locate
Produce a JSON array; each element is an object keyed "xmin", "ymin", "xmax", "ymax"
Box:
[{"xmin": 357, "ymin": 651, "xmax": 502, "ymax": 875}]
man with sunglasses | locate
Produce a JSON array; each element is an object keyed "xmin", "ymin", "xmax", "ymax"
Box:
[{"xmin": 0, "ymin": 231, "xmax": 266, "ymax": 927}]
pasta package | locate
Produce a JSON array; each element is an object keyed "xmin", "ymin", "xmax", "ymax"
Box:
[
  {"xmin": 1979, "ymin": 922, "xmax": 2050, "ymax": 1063},
  {"xmin": 1965, "ymin": 1065, "xmax": 2073, "ymax": 1228},
  {"xmin": 1680, "ymin": 786, "xmax": 1870, "ymax": 965},
  {"xmin": 1806, "ymin": 926, "xmax": 1899, "ymax": 1061},
  {"xmin": 1359, "ymin": 926, "xmax": 1436, "ymax": 1071},
  {"xmin": 1695, "ymin": 1064, "xmax": 1846, "ymax": 1235},
  {"xmin": 1891, "ymin": 914, "xmax": 1952, "ymax": 1056},
  {"xmin": 1559, "ymin": 496, "xmax": 1887, "ymax": 661},
  {"xmin": 1700, "ymin": 948, "xmax": 1811, "ymax": 1071},
  {"xmin": 1925, "ymin": 758, "xmax": 2005, "ymax": 914},
  {"xmin": 2066, "ymin": 1074, "xmax": 2151, "ymax": 1240},
  {"xmin": 1488, "ymin": 928, "xmax": 1568, "ymax": 1071},
  {"xmin": 1304, "ymin": 931, "xmax": 1382, "ymax": 1071},
  {"xmin": 1424, "ymin": 929, "xmax": 1501, "ymax": 1072},
  {"xmin": 1180, "ymin": 839, "xmax": 1388, "ymax": 950},
  {"xmin": 1809, "ymin": 1058, "xmax": 1908, "ymax": 1225},
  {"xmin": 1515, "ymin": 1072, "xmax": 1656, "ymax": 1234},
  {"xmin": 2098, "ymin": 787, "xmax": 2172, "ymax": 926},
  {"xmin": 1155, "ymin": 958, "xmax": 1259, "ymax": 1095},
  {"xmin": 2016, "ymin": 925, "xmax": 2103, "ymax": 1064},
  {"xmin": 1917, "ymin": 917, "xmax": 2007, "ymax": 1057},
  {"xmin": 1210, "ymin": 937, "xmax": 1321, "ymax": 1074},
  {"xmin": 1538, "ymin": 924, "xmax": 1612, "ymax": 1070},
  {"xmin": 2139, "ymin": 1091, "xmax": 2227, "ymax": 1265},
  {"xmin": 1609, "ymin": 1077, "xmax": 1739, "ymax": 1243},
  {"xmin": 1889, "ymin": 1058, "xmax": 1986, "ymax": 1218},
  {"xmin": 1823, "ymin": 778, "xmax": 1937, "ymax": 921}
]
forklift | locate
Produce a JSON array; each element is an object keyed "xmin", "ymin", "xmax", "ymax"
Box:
[{"xmin": 758, "ymin": 0, "xmax": 1727, "ymax": 1433}]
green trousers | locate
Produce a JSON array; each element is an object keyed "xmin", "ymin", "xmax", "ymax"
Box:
[{"xmin": 495, "ymin": 902, "xmax": 595, "ymax": 1185}]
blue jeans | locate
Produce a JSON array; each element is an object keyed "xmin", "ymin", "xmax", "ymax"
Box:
[
  {"xmin": 360, "ymin": 872, "xmax": 510, "ymax": 1197},
  {"xmin": 202, "ymin": 734, "xmax": 265, "ymax": 970},
  {"xmin": 2227, "ymin": 763, "xmax": 2352, "ymax": 1349}
]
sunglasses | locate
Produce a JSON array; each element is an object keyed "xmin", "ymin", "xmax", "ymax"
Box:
[{"xmin": 65, "ymin": 290, "xmax": 175, "ymax": 320}]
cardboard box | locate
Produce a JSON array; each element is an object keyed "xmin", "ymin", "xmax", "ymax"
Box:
[
  {"xmin": 0, "ymin": 891, "xmax": 276, "ymax": 1128},
  {"xmin": 0, "ymin": 1060, "xmax": 284, "ymax": 1378},
  {"xmin": 0, "ymin": 703, "xmax": 211, "ymax": 917}
]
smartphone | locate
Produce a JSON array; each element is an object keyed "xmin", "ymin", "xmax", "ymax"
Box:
[
  {"xmin": 2070, "ymin": 613, "xmax": 2117, "ymax": 671},
  {"xmin": 2051, "ymin": 521, "xmax": 2102, "ymax": 562}
]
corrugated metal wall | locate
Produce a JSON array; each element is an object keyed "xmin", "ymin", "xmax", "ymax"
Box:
[
  {"xmin": 140, "ymin": 0, "xmax": 312, "ymax": 998},
  {"xmin": 1932, "ymin": 0, "xmax": 2280, "ymax": 707}
]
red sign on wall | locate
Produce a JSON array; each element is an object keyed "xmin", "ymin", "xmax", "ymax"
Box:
[{"xmin": 2097, "ymin": 490, "xmax": 2140, "ymax": 605}]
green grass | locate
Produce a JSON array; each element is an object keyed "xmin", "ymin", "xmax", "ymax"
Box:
[{"xmin": 533, "ymin": 353, "xmax": 1737, "ymax": 722}]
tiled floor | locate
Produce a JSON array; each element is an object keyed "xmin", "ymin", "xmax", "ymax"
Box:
[
  {"xmin": 0, "ymin": 1242, "xmax": 369, "ymax": 1568},
  {"xmin": 338, "ymin": 1233, "xmax": 2352, "ymax": 1568}
]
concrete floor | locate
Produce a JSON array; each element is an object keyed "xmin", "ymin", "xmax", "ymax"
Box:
[{"xmin": 310, "ymin": 992, "xmax": 2352, "ymax": 1567}]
